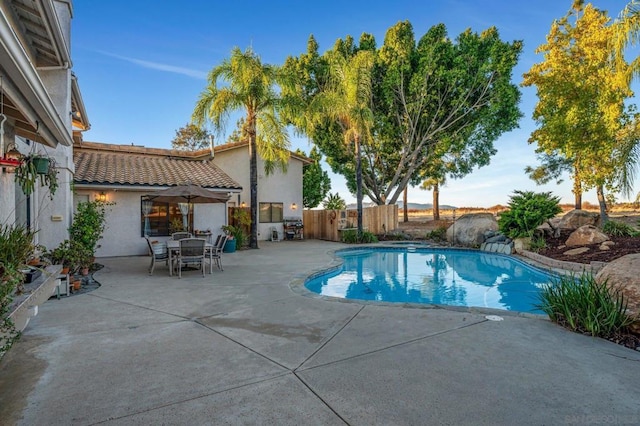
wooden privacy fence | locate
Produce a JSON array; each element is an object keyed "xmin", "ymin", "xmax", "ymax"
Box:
[{"xmin": 302, "ymin": 205, "xmax": 398, "ymax": 241}]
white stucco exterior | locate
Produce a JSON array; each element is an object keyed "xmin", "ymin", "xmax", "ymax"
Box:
[
  {"xmin": 212, "ymin": 145, "xmax": 305, "ymax": 240},
  {"xmin": 73, "ymin": 189, "xmax": 229, "ymax": 257},
  {"xmin": 0, "ymin": 0, "xmax": 84, "ymax": 252}
]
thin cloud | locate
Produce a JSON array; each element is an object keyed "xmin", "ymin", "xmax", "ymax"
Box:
[{"xmin": 98, "ymin": 50, "xmax": 207, "ymax": 80}]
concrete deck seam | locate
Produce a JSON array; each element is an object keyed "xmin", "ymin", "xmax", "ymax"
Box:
[
  {"xmin": 86, "ymin": 293, "xmax": 193, "ymax": 321},
  {"xmin": 88, "ymin": 371, "xmax": 293, "ymax": 425},
  {"xmin": 293, "ymin": 371, "xmax": 351, "ymax": 426},
  {"xmin": 294, "ymin": 305, "xmax": 366, "ymax": 372},
  {"xmin": 296, "ymin": 318, "xmax": 489, "ymax": 373},
  {"xmin": 193, "ymin": 319, "xmax": 292, "ymax": 372}
]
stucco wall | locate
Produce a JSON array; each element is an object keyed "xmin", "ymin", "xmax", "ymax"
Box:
[
  {"xmin": 74, "ymin": 189, "xmax": 228, "ymax": 257},
  {"xmin": 213, "ymin": 147, "xmax": 304, "ymax": 240}
]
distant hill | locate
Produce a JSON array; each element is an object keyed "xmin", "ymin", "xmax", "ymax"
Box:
[{"xmin": 345, "ymin": 202, "xmax": 457, "ymax": 210}]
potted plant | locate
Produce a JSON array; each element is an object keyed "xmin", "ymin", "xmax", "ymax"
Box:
[
  {"xmin": 14, "ymin": 155, "xmax": 58, "ymax": 198},
  {"xmin": 221, "ymin": 225, "xmax": 238, "ymax": 253},
  {"xmin": 0, "ymin": 224, "xmax": 37, "ymax": 354}
]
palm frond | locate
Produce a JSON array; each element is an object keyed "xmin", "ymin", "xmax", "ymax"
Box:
[{"xmin": 256, "ymin": 109, "xmax": 291, "ymax": 175}]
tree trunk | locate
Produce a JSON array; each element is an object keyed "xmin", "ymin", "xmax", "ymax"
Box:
[
  {"xmin": 403, "ymin": 186, "xmax": 408, "ymax": 222},
  {"xmin": 596, "ymin": 184, "xmax": 609, "ymax": 225},
  {"xmin": 432, "ymin": 182, "xmax": 440, "ymax": 221},
  {"xmin": 356, "ymin": 136, "xmax": 363, "ymax": 239},
  {"xmin": 573, "ymin": 169, "xmax": 582, "ymax": 210},
  {"xmin": 248, "ymin": 117, "xmax": 259, "ymax": 249},
  {"xmin": 574, "ymin": 192, "xmax": 582, "ymax": 210}
]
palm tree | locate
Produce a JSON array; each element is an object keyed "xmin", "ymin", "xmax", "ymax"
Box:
[
  {"xmin": 309, "ymin": 50, "xmax": 375, "ymax": 238},
  {"xmin": 192, "ymin": 47, "xmax": 290, "ymax": 249},
  {"xmin": 614, "ymin": 1, "xmax": 640, "ymax": 201},
  {"xmin": 420, "ymin": 176, "xmax": 446, "ymax": 221}
]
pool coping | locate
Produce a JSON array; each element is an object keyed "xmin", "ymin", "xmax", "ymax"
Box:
[{"xmin": 289, "ymin": 244, "xmax": 553, "ymax": 320}]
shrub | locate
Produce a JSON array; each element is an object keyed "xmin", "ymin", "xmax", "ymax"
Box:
[
  {"xmin": 529, "ymin": 235, "xmax": 547, "ymax": 252},
  {"xmin": 0, "ymin": 225, "xmax": 35, "ymax": 357},
  {"xmin": 425, "ymin": 226, "xmax": 447, "ymax": 242},
  {"xmin": 340, "ymin": 230, "xmax": 378, "ymax": 244},
  {"xmin": 536, "ymin": 274, "xmax": 635, "ymax": 338},
  {"xmin": 498, "ymin": 190, "xmax": 561, "ymax": 238},
  {"xmin": 69, "ymin": 201, "xmax": 109, "ymax": 255},
  {"xmin": 602, "ymin": 220, "xmax": 639, "ymax": 237}
]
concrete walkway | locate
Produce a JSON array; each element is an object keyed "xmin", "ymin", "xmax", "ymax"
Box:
[{"xmin": 1, "ymin": 240, "xmax": 639, "ymax": 425}]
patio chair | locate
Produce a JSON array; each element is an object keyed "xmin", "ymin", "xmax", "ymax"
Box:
[
  {"xmin": 144, "ymin": 236, "xmax": 168, "ymax": 275},
  {"xmin": 207, "ymin": 234, "xmax": 228, "ymax": 271},
  {"xmin": 172, "ymin": 232, "xmax": 192, "ymax": 240},
  {"xmin": 175, "ymin": 238, "xmax": 206, "ymax": 278}
]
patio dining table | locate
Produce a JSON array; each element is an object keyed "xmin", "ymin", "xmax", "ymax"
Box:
[{"xmin": 166, "ymin": 239, "xmax": 215, "ymax": 276}]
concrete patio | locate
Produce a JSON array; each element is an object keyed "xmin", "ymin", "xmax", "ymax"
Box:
[{"xmin": 1, "ymin": 240, "xmax": 639, "ymax": 425}]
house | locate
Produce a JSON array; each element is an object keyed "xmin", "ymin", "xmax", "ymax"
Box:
[
  {"xmin": 0, "ymin": 0, "xmax": 89, "ymax": 252},
  {"xmin": 210, "ymin": 140, "xmax": 310, "ymax": 241},
  {"xmin": 72, "ymin": 141, "xmax": 241, "ymax": 257},
  {"xmin": 72, "ymin": 140, "xmax": 309, "ymax": 257}
]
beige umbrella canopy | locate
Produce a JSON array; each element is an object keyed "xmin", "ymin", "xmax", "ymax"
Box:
[
  {"xmin": 144, "ymin": 184, "xmax": 231, "ymax": 235},
  {"xmin": 146, "ymin": 183, "xmax": 231, "ymax": 204}
]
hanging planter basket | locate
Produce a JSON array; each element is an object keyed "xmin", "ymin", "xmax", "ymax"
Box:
[{"xmin": 33, "ymin": 157, "xmax": 50, "ymax": 174}]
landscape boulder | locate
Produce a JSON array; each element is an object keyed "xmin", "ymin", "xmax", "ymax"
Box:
[
  {"xmin": 565, "ymin": 225, "xmax": 609, "ymax": 247},
  {"xmin": 447, "ymin": 213, "xmax": 498, "ymax": 247},
  {"xmin": 559, "ymin": 209, "xmax": 599, "ymax": 229},
  {"xmin": 595, "ymin": 254, "xmax": 640, "ymax": 334},
  {"xmin": 537, "ymin": 210, "xmax": 600, "ymax": 238}
]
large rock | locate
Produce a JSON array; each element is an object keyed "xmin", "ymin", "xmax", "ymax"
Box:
[
  {"xmin": 446, "ymin": 213, "xmax": 498, "ymax": 247},
  {"xmin": 565, "ymin": 225, "xmax": 609, "ymax": 247},
  {"xmin": 595, "ymin": 254, "xmax": 640, "ymax": 334},
  {"xmin": 537, "ymin": 210, "xmax": 600, "ymax": 238},
  {"xmin": 559, "ymin": 209, "xmax": 599, "ymax": 229}
]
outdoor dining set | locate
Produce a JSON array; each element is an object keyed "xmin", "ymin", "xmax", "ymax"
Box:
[{"xmin": 144, "ymin": 232, "xmax": 229, "ymax": 278}]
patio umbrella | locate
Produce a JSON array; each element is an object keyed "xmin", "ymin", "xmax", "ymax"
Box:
[
  {"xmin": 145, "ymin": 183, "xmax": 231, "ymax": 233},
  {"xmin": 147, "ymin": 183, "xmax": 231, "ymax": 204}
]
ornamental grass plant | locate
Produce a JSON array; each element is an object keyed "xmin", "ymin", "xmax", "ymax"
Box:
[{"xmin": 536, "ymin": 273, "xmax": 635, "ymax": 339}]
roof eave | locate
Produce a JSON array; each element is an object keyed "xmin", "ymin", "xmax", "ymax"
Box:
[{"xmin": 0, "ymin": 10, "xmax": 73, "ymax": 147}]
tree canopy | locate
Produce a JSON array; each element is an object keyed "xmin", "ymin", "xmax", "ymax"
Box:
[
  {"xmin": 282, "ymin": 21, "xmax": 522, "ymax": 206},
  {"xmin": 171, "ymin": 123, "xmax": 212, "ymax": 151},
  {"xmin": 522, "ymin": 3, "xmax": 635, "ymax": 222},
  {"xmin": 192, "ymin": 47, "xmax": 290, "ymax": 248},
  {"xmin": 300, "ymin": 147, "xmax": 331, "ymax": 209}
]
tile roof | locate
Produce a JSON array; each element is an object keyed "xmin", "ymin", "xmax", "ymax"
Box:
[{"xmin": 73, "ymin": 141, "xmax": 241, "ymax": 190}]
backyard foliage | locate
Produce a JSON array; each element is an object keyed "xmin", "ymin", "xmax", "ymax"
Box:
[
  {"xmin": 498, "ymin": 190, "xmax": 561, "ymax": 238},
  {"xmin": 522, "ymin": 3, "xmax": 636, "ymax": 224},
  {"xmin": 322, "ymin": 192, "xmax": 347, "ymax": 210},
  {"xmin": 282, "ymin": 21, "xmax": 522, "ymax": 207},
  {"xmin": 171, "ymin": 123, "xmax": 213, "ymax": 151},
  {"xmin": 602, "ymin": 220, "xmax": 639, "ymax": 237},
  {"xmin": 0, "ymin": 225, "xmax": 35, "ymax": 357},
  {"xmin": 300, "ymin": 147, "xmax": 331, "ymax": 209},
  {"xmin": 193, "ymin": 47, "xmax": 291, "ymax": 249},
  {"xmin": 537, "ymin": 273, "xmax": 635, "ymax": 338}
]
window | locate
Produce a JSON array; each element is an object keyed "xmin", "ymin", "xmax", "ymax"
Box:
[
  {"xmin": 141, "ymin": 198, "xmax": 192, "ymax": 236},
  {"xmin": 259, "ymin": 202, "xmax": 283, "ymax": 223}
]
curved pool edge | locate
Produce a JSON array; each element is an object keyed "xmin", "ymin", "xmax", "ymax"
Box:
[{"xmin": 288, "ymin": 244, "xmax": 551, "ymax": 320}]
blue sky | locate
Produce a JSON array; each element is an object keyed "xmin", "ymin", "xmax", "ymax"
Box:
[{"xmin": 72, "ymin": 0, "xmax": 637, "ymax": 208}]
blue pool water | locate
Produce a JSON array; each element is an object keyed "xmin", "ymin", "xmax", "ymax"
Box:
[{"xmin": 305, "ymin": 248, "xmax": 555, "ymax": 313}]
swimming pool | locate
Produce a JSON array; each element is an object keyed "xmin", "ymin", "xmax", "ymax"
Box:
[{"xmin": 305, "ymin": 247, "xmax": 555, "ymax": 314}]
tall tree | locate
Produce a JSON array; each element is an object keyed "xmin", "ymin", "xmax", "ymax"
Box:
[
  {"xmin": 307, "ymin": 49, "xmax": 375, "ymax": 238},
  {"xmin": 192, "ymin": 47, "xmax": 290, "ymax": 248},
  {"xmin": 299, "ymin": 147, "xmax": 331, "ymax": 209},
  {"xmin": 285, "ymin": 22, "xmax": 522, "ymax": 207},
  {"xmin": 171, "ymin": 123, "xmax": 212, "ymax": 151},
  {"xmin": 524, "ymin": 152, "xmax": 582, "ymax": 209},
  {"xmin": 522, "ymin": 3, "xmax": 634, "ymax": 223},
  {"xmin": 613, "ymin": 0, "xmax": 640, "ymax": 201}
]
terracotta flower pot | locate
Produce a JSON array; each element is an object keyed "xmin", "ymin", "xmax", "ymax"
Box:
[
  {"xmin": 72, "ymin": 280, "xmax": 82, "ymax": 290},
  {"xmin": 61, "ymin": 267, "xmax": 70, "ymax": 275},
  {"xmin": 81, "ymin": 267, "xmax": 89, "ymax": 276}
]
